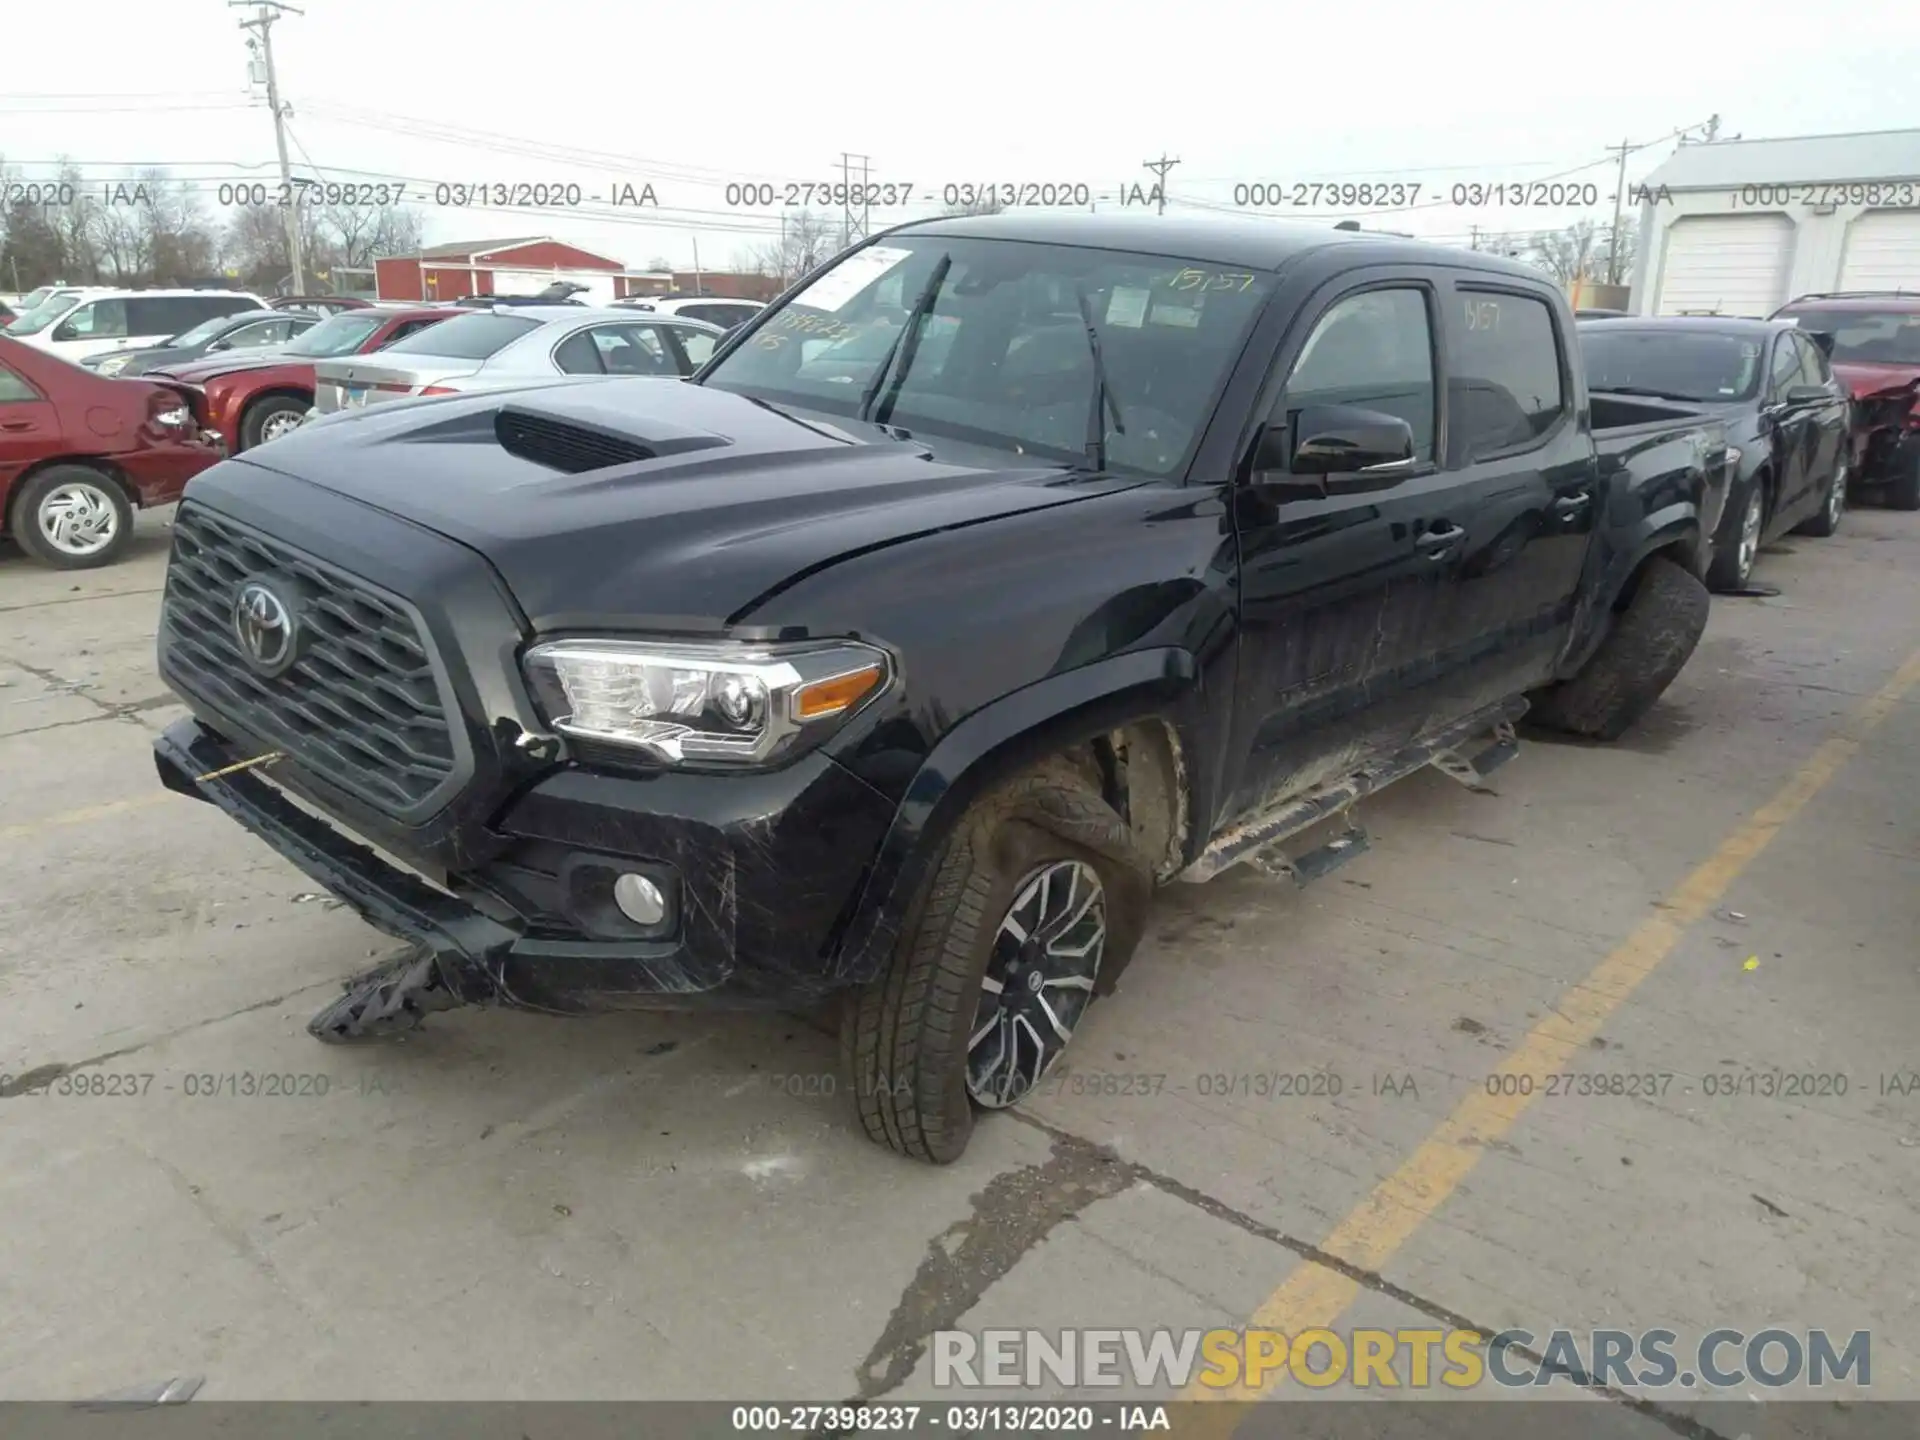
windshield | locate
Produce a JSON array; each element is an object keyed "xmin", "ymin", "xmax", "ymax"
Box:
[
  {"xmin": 283, "ymin": 311, "xmax": 389, "ymax": 358},
  {"xmin": 1581, "ymin": 329, "xmax": 1765, "ymax": 402},
  {"xmin": 17, "ymin": 286, "xmax": 59, "ymax": 312},
  {"xmin": 3, "ymin": 293, "xmax": 81, "ymax": 337},
  {"xmin": 1776, "ymin": 308, "xmax": 1920, "ymax": 365},
  {"xmin": 381, "ymin": 311, "xmax": 539, "ymax": 360},
  {"xmin": 168, "ymin": 313, "xmax": 253, "ymax": 349},
  {"xmin": 701, "ymin": 236, "xmax": 1277, "ymax": 477}
]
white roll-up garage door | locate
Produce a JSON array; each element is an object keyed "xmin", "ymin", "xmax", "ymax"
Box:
[
  {"xmin": 1838, "ymin": 210, "xmax": 1920, "ymax": 290},
  {"xmin": 1654, "ymin": 214, "xmax": 1795, "ymax": 317}
]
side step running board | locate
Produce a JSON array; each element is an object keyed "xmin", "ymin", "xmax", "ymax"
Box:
[{"xmin": 1175, "ymin": 698, "xmax": 1526, "ymax": 885}]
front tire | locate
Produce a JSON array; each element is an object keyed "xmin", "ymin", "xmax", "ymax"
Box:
[
  {"xmin": 1530, "ymin": 556, "xmax": 1710, "ymax": 742},
  {"xmin": 840, "ymin": 768, "xmax": 1151, "ymax": 1163},
  {"xmin": 10, "ymin": 464, "xmax": 135, "ymax": 570},
  {"xmin": 239, "ymin": 395, "xmax": 309, "ymax": 451}
]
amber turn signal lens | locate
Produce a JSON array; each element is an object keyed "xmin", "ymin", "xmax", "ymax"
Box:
[{"xmin": 794, "ymin": 664, "xmax": 884, "ymax": 720}]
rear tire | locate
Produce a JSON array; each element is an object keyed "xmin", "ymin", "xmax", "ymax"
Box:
[
  {"xmin": 9, "ymin": 464, "xmax": 135, "ymax": 570},
  {"xmin": 1794, "ymin": 461, "xmax": 1846, "ymax": 538},
  {"xmin": 840, "ymin": 766, "xmax": 1151, "ymax": 1163},
  {"xmin": 1886, "ymin": 449, "xmax": 1920, "ymax": 512},
  {"xmin": 1706, "ymin": 475, "xmax": 1765, "ymax": 591},
  {"xmin": 239, "ymin": 395, "xmax": 308, "ymax": 451},
  {"xmin": 1530, "ymin": 556, "xmax": 1709, "ymax": 742}
]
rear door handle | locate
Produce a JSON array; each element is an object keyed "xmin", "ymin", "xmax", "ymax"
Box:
[
  {"xmin": 0, "ymin": 420, "xmax": 35, "ymax": 432},
  {"xmin": 1415, "ymin": 522, "xmax": 1466, "ymax": 557},
  {"xmin": 1552, "ymin": 494, "xmax": 1591, "ymax": 517}
]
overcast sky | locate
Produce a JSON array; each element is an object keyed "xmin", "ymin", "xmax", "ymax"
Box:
[{"xmin": 4, "ymin": 0, "xmax": 1918, "ymax": 270}]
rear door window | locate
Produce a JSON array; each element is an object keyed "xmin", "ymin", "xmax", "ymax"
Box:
[{"xmin": 1445, "ymin": 289, "xmax": 1566, "ymax": 464}]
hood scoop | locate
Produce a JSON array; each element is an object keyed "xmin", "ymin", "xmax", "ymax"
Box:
[{"xmin": 493, "ymin": 405, "xmax": 732, "ymax": 474}]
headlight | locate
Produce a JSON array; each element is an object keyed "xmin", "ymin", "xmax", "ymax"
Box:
[
  {"xmin": 151, "ymin": 403, "xmax": 191, "ymax": 429},
  {"xmin": 522, "ymin": 638, "xmax": 891, "ymax": 767},
  {"xmin": 96, "ymin": 354, "xmax": 131, "ymax": 375},
  {"xmin": 1722, "ymin": 445, "xmax": 1741, "ymax": 468}
]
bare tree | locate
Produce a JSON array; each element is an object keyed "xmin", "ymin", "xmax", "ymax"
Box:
[
  {"xmin": 1529, "ymin": 219, "xmax": 1605, "ymax": 285},
  {"xmin": 318, "ymin": 201, "xmax": 422, "ymax": 273},
  {"xmin": 742, "ymin": 208, "xmax": 840, "ymax": 285}
]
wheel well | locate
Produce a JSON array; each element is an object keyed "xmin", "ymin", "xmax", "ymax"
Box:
[
  {"xmin": 1073, "ymin": 721, "xmax": 1190, "ymax": 882},
  {"xmin": 3, "ymin": 457, "xmax": 138, "ymax": 534}
]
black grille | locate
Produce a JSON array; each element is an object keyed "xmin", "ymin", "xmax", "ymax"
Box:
[
  {"xmin": 494, "ymin": 409, "xmax": 656, "ymax": 473},
  {"xmin": 161, "ymin": 504, "xmax": 460, "ymax": 816}
]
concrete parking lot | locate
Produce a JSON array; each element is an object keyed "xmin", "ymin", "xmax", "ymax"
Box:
[{"xmin": 2, "ymin": 503, "xmax": 1917, "ymax": 1425}]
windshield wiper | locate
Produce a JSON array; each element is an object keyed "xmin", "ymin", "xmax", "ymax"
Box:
[
  {"xmin": 859, "ymin": 255, "xmax": 952, "ymax": 426},
  {"xmin": 1592, "ymin": 383, "xmax": 1703, "ymax": 403},
  {"xmin": 1073, "ymin": 286, "xmax": 1125, "ymax": 471}
]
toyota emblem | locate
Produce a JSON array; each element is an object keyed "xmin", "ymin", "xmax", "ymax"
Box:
[{"xmin": 233, "ymin": 580, "xmax": 299, "ymax": 676}]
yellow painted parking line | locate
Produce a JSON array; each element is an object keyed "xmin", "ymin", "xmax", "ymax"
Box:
[
  {"xmin": 0, "ymin": 792, "xmax": 174, "ymax": 843},
  {"xmin": 1179, "ymin": 645, "xmax": 1920, "ymax": 1425}
]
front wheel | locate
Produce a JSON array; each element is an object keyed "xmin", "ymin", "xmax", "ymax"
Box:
[
  {"xmin": 239, "ymin": 395, "xmax": 309, "ymax": 451},
  {"xmin": 840, "ymin": 768, "xmax": 1151, "ymax": 1163},
  {"xmin": 10, "ymin": 465, "xmax": 135, "ymax": 570},
  {"xmin": 1795, "ymin": 461, "xmax": 1847, "ymax": 537}
]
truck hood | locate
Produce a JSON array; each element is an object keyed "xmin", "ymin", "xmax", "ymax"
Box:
[
  {"xmin": 229, "ymin": 377, "xmax": 1142, "ymax": 631},
  {"xmin": 1831, "ymin": 360, "xmax": 1920, "ymax": 401}
]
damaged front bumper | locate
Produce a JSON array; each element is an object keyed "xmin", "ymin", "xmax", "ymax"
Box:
[{"xmin": 153, "ymin": 717, "xmax": 900, "ymax": 1029}]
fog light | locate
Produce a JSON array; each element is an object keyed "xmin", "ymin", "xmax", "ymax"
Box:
[{"xmin": 612, "ymin": 872, "xmax": 667, "ymax": 926}]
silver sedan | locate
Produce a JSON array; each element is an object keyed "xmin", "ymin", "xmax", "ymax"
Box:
[{"xmin": 306, "ymin": 305, "xmax": 725, "ymax": 419}]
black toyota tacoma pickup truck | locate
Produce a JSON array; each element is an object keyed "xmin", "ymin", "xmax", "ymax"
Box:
[{"xmin": 152, "ymin": 214, "xmax": 1729, "ymax": 1162}]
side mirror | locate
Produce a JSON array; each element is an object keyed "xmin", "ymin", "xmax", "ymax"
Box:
[
  {"xmin": 209, "ymin": 339, "xmax": 232, "ymax": 351},
  {"xmin": 1253, "ymin": 403, "xmax": 1418, "ymax": 497},
  {"xmin": 52, "ymin": 321, "xmax": 80, "ymax": 343},
  {"xmin": 1785, "ymin": 383, "xmax": 1829, "ymax": 404}
]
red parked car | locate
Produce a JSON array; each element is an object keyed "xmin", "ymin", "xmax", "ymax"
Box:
[
  {"xmin": 152, "ymin": 304, "xmax": 455, "ymax": 453},
  {"xmin": 1769, "ymin": 292, "xmax": 1920, "ymax": 510},
  {"xmin": 0, "ymin": 335, "xmax": 226, "ymax": 569}
]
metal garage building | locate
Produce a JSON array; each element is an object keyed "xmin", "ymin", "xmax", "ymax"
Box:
[{"xmin": 1629, "ymin": 129, "xmax": 1920, "ymax": 317}]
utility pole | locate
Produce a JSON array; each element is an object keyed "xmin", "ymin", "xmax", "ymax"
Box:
[
  {"xmin": 1703, "ymin": 113, "xmax": 1721, "ymax": 142},
  {"xmin": 691, "ymin": 235, "xmax": 702, "ymax": 295},
  {"xmin": 1143, "ymin": 154, "xmax": 1180, "ymax": 216},
  {"xmin": 1469, "ymin": 225, "xmax": 1482, "ymax": 251},
  {"xmin": 838, "ymin": 152, "xmax": 871, "ymax": 248},
  {"xmin": 1606, "ymin": 137, "xmax": 1632, "ymax": 286},
  {"xmin": 232, "ymin": 0, "xmax": 306, "ymax": 295}
]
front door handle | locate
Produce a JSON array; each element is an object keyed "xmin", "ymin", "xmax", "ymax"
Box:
[
  {"xmin": 1552, "ymin": 493, "xmax": 1591, "ymax": 518},
  {"xmin": 1415, "ymin": 522, "xmax": 1466, "ymax": 557},
  {"xmin": 0, "ymin": 419, "xmax": 34, "ymax": 432}
]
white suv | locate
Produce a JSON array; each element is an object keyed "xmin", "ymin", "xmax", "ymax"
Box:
[
  {"xmin": 5, "ymin": 288, "xmax": 269, "ymax": 364},
  {"xmin": 616, "ymin": 295, "xmax": 766, "ymax": 329}
]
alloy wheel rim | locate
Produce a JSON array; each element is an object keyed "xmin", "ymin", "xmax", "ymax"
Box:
[
  {"xmin": 1737, "ymin": 490, "xmax": 1763, "ymax": 579},
  {"xmin": 38, "ymin": 482, "xmax": 119, "ymax": 557},
  {"xmin": 1828, "ymin": 465, "xmax": 1847, "ymax": 527},
  {"xmin": 259, "ymin": 412, "xmax": 303, "ymax": 443},
  {"xmin": 966, "ymin": 859, "xmax": 1106, "ymax": 1109}
]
